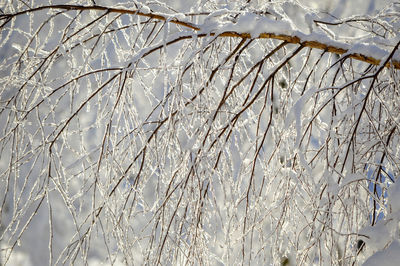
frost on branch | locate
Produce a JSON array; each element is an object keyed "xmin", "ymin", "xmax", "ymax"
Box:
[{"xmin": 0, "ymin": 1, "xmax": 400, "ymax": 265}]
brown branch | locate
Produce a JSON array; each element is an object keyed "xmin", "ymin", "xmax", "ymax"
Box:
[
  {"xmin": 1, "ymin": 4, "xmax": 399, "ymax": 69},
  {"xmin": 217, "ymin": 32, "xmax": 400, "ymax": 69}
]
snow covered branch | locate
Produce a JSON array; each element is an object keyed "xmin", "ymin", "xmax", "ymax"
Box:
[{"xmin": 1, "ymin": 4, "xmax": 399, "ymax": 69}]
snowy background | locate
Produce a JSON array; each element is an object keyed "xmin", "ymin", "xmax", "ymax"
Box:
[{"xmin": 1, "ymin": 0, "xmax": 400, "ymax": 265}]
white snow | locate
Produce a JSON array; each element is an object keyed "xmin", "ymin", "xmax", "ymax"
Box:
[
  {"xmin": 346, "ymin": 42, "xmax": 389, "ymax": 61},
  {"xmin": 140, "ymin": 6, "xmax": 151, "ymax": 14},
  {"xmin": 218, "ymin": 12, "xmax": 295, "ymax": 38},
  {"xmin": 363, "ymin": 240, "xmax": 400, "ymax": 266},
  {"xmin": 359, "ymin": 221, "xmax": 393, "ymax": 253},
  {"xmin": 388, "ymin": 180, "xmax": 400, "ymax": 213}
]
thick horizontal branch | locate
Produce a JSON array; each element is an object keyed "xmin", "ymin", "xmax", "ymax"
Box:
[
  {"xmin": 216, "ymin": 32, "xmax": 400, "ymax": 69},
  {"xmin": 1, "ymin": 4, "xmax": 399, "ymax": 69}
]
